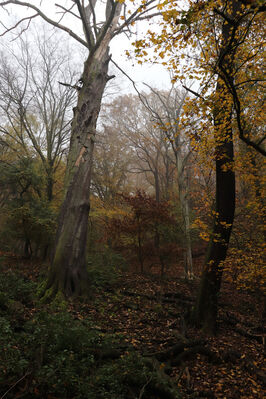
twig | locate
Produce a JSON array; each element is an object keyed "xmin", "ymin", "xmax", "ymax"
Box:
[
  {"xmin": 0, "ymin": 13, "xmax": 38, "ymax": 37},
  {"xmin": 138, "ymin": 375, "xmax": 152, "ymax": 399},
  {"xmin": 55, "ymin": 3, "xmax": 80, "ymax": 20},
  {"xmin": 182, "ymin": 85, "xmax": 205, "ymax": 100},
  {"xmin": 0, "ymin": 371, "xmax": 31, "ymax": 399},
  {"xmin": 110, "ymin": 57, "xmax": 143, "ymax": 100}
]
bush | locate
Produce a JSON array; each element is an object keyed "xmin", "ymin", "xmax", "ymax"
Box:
[
  {"xmin": 0, "ymin": 316, "xmax": 29, "ymax": 382},
  {"xmin": 0, "ymin": 270, "xmax": 180, "ymax": 399},
  {"xmin": 87, "ymin": 248, "xmax": 127, "ymax": 287},
  {"xmin": 0, "ymin": 270, "xmax": 36, "ymax": 306}
]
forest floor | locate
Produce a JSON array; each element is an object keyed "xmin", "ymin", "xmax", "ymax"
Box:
[{"xmin": 1, "ymin": 253, "xmax": 265, "ymax": 399}]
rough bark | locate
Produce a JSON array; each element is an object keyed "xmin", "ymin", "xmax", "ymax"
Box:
[{"xmin": 46, "ymin": 50, "xmax": 111, "ymax": 297}]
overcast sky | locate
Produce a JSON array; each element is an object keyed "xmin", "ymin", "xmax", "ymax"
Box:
[{"xmin": 0, "ymin": 1, "xmax": 172, "ymax": 94}]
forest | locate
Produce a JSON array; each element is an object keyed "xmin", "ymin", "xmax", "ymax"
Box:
[{"xmin": 0, "ymin": 0, "xmax": 265, "ymax": 398}]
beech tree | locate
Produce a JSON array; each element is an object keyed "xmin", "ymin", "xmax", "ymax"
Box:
[
  {"xmin": 102, "ymin": 93, "xmax": 176, "ymax": 201},
  {"xmin": 136, "ymin": 86, "xmax": 194, "ymax": 278},
  {"xmin": 102, "ymin": 88, "xmax": 194, "ymax": 277},
  {"xmin": 0, "ymin": 0, "xmax": 161, "ymax": 296},
  {"xmin": 134, "ymin": 0, "xmax": 265, "ymax": 332}
]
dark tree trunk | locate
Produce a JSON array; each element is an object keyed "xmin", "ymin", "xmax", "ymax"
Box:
[
  {"xmin": 195, "ymin": 135, "xmax": 235, "ymax": 332},
  {"xmin": 24, "ymin": 237, "xmax": 32, "ymax": 258},
  {"xmin": 193, "ymin": 0, "xmax": 243, "ymax": 333},
  {"xmin": 45, "ymin": 50, "xmax": 111, "ymax": 297},
  {"xmin": 46, "ymin": 171, "xmax": 54, "ymax": 202},
  {"xmin": 194, "ymin": 80, "xmax": 235, "ymax": 333},
  {"xmin": 136, "ymin": 215, "xmax": 144, "ymax": 273}
]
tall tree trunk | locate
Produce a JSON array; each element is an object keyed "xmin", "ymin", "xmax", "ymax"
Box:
[
  {"xmin": 136, "ymin": 215, "xmax": 144, "ymax": 273},
  {"xmin": 46, "ymin": 168, "xmax": 54, "ymax": 202},
  {"xmin": 194, "ymin": 81, "xmax": 235, "ymax": 333},
  {"xmin": 194, "ymin": 118, "xmax": 235, "ymax": 332},
  {"xmin": 194, "ymin": 0, "xmax": 241, "ymax": 333},
  {"xmin": 46, "ymin": 50, "xmax": 111, "ymax": 297},
  {"xmin": 182, "ymin": 197, "xmax": 193, "ymax": 278}
]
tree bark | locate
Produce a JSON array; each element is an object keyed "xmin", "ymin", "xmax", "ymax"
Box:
[
  {"xmin": 46, "ymin": 50, "xmax": 111, "ymax": 297},
  {"xmin": 194, "ymin": 0, "xmax": 240, "ymax": 333},
  {"xmin": 176, "ymin": 144, "xmax": 193, "ymax": 278},
  {"xmin": 195, "ymin": 83, "xmax": 235, "ymax": 333}
]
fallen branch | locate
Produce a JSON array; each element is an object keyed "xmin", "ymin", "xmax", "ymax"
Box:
[{"xmin": 145, "ymin": 339, "xmax": 206, "ymax": 362}]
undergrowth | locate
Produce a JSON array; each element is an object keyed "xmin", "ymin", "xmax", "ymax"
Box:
[{"xmin": 0, "ymin": 259, "xmax": 180, "ymax": 399}]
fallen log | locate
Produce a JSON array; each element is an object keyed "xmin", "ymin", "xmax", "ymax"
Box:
[{"xmin": 144, "ymin": 339, "xmax": 205, "ymax": 362}]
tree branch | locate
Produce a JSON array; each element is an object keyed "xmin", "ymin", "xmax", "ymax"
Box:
[
  {"xmin": 55, "ymin": 3, "xmax": 81, "ymax": 20},
  {"xmin": 0, "ymin": 1, "xmax": 88, "ymax": 48}
]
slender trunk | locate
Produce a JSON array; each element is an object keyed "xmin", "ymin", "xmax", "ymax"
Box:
[
  {"xmin": 154, "ymin": 169, "xmax": 160, "ymax": 203},
  {"xmin": 24, "ymin": 237, "xmax": 32, "ymax": 258},
  {"xmin": 46, "ymin": 50, "xmax": 111, "ymax": 297},
  {"xmin": 136, "ymin": 215, "xmax": 144, "ymax": 273},
  {"xmin": 46, "ymin": 169, "xmax": 54, "ymax": 202},
  {"xmin": 195, "ymin": 82, "xmax": 235, "ymax": 333},
  {"xmin": 153, "ymin": 169, "xmax": 165, "ymax": 276},
  {"xmin": 176, "ymin": 149, "xmax": 193, "ymax": 278},
  {"xmin": 42, "ymin": 167, "xmax": 54, "ymax": 261},
  {"xmin": 183, "ymin": 198, "xmax": 193, "ymax": 278},
  {"xmin": 195, "ymin": 134, "xmax": 235, "ymax": 332}
]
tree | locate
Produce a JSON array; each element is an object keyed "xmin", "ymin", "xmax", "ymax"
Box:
[
  {"xmin": 102, "ymin": 88, "xmax": 195, "ymax": 277},
  {"xmin": 0, "ymin": 156, "xmax": 57, "ymax": 257},
  {"xmin": 191, "ymin": 0, "xmax": 265, "ymax": 333},
  {"xmin": 102, "ymin": 93, "xmax": 176, "ymax": 201},
  {"xmin": 108, "ymin": 190, "xmax": 177, "ymax": 275},
  {"xmin": 91, "ymin": 124, "xmax": 133, "ymax": 203},
  {"xmin": 136, "ymin": 0, "xmax": 265, "ymax": 332},
  {"xmin": 137, "ymin": 86, "xmax": 194, "ymax": 278},
  {"xmin": 0, "ymin": 0, "xmax": 161, "ymax": 297},
  {"xmin": 0, "ymin": 30, "xmax": 77, "ymax": 202}
]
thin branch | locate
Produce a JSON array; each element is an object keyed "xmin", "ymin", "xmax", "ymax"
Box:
[
  {"xmin": 74, "ymin": 0, "xmax": 94, "ymax": 49},
  {"xmin": 0, "ymin": 13, "xmax": 38, "ymax": 37},
  {"xmin": 235, "ymin": 78, "xmax": 265, "ymax": 88},
  {"xmin": 58, "ymin": 81, "xmax": 80, "ymax": 90},
  {"xmin": 88, "ymin": 0, "xmax": 98, "ymax": 38},
  {"xmin": 0, "ymin": 1, "xmax": 88, "ymax": 48},
  {"xmin": 110, "ymin": 57, "xmax": 143, "ymax": 100},
  {"xmin": 182, "ymin": 85, "xmax": 205, "ymax": 100},
  {"xmin": 55, "ymin": 3, "xmax": 80, "ymax": 20},
  {"xmin": 113, "ymin": 0, "xmax": 158, "ymax": 37}
]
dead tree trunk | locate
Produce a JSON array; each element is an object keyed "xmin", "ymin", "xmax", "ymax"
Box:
[
  {"xmin": 46, "ymin": 51, "xmax": 112, "ymax": 297},
  {"xmin": 0, "ymin": 0, "xmax": 160, "ymax": 298}
]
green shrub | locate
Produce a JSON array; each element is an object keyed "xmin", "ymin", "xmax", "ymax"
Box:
[
  {"xmin": 0, "ymin": 316, "xmax": 29, "ymax": 383},
  {"xmin": 0, "ymin": 271, "xmax": 180, "ymax": 399},
  {"xmin": 0, "ymin": 271, "xmax": 36, "ymax": 306},
  {"xmin": 87, "ymin": 248, "xmax": 127, "ymax": 287}
]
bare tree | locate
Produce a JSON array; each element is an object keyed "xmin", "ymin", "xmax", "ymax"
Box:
[
  {"xmin": 103, "ymin": 88, "xmax": 194, "ymax": 277},
  {"xmin": 139, "ymin": 86, "xmax": 194, "ymax": 278},
  {"xmin": 103, "ymin": 93, "xmax": 176, "ymax": 201},
  {"xmin": 0, "ymin": 0, "xmax": 161, "ymax": 297},
  {"xmin": 91, "ymin": 124, "xmax": 134, "ymax": 203},
  {"xmin": 0, "ymin": 29, "xmax": 77, "ymax": 201}
]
